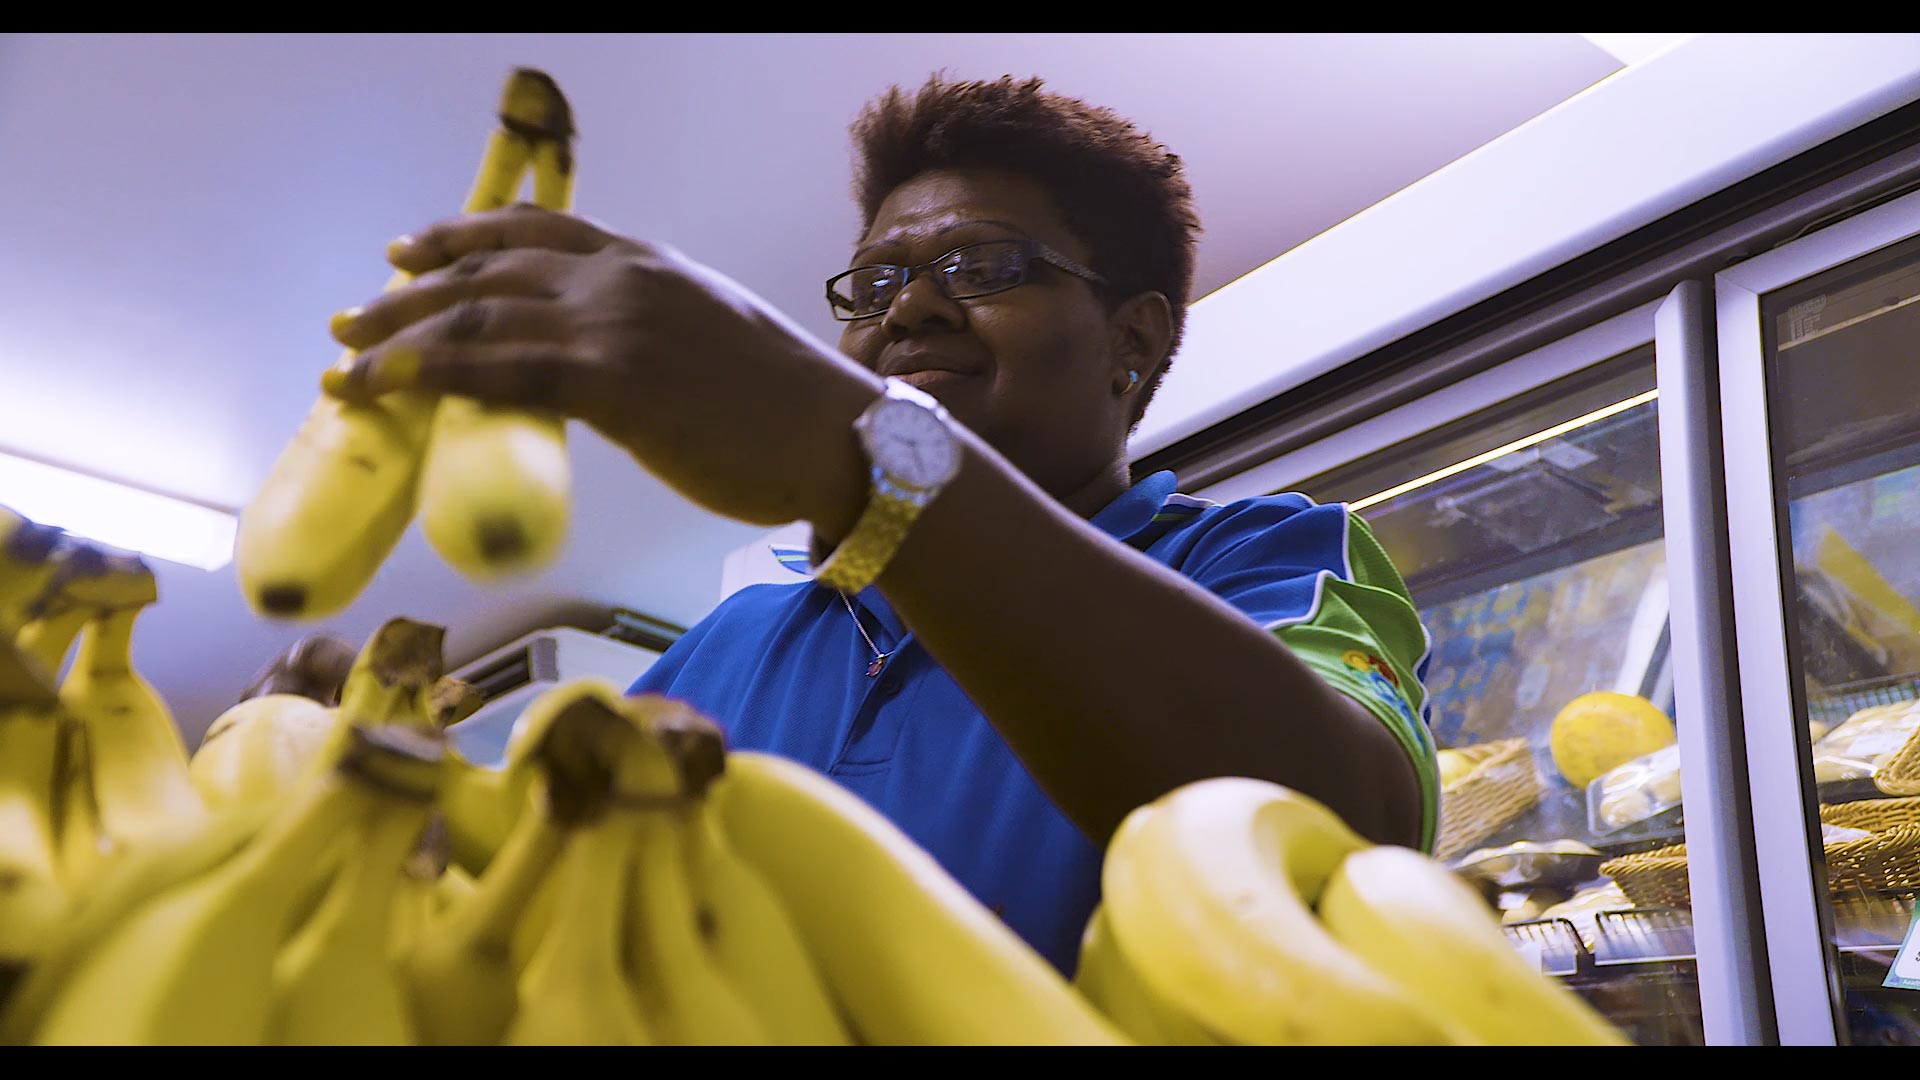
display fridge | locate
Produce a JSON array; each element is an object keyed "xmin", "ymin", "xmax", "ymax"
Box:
[{"xmin": 1131, "ymin": 39, "xmax": 1920, "ymax": 1044}]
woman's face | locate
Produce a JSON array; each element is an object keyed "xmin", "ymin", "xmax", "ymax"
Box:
[{"xmin": 837, "ymin": 168, "xmax": 1143, "ymax": 499}]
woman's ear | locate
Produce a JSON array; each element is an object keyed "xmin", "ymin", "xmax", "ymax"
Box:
[{"xmin": 1109, "ymin": 291, "xmax": 1173, "ymax": 396}]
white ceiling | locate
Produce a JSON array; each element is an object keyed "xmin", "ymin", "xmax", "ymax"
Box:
[{"xmin": 0, "ymin": 33, "xmax": 1621, "ymax": 739}]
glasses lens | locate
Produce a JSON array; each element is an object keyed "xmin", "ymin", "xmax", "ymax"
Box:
[
  {"xmin": 941, "ymin": 241, "xmax": 1027, "ymax": 298},
  {"xmin": 830, "ymin": 265, "xmax": 902, "ymax": 319}
]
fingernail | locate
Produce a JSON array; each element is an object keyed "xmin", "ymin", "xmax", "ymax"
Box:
[
  {"xmin": 328, "ymin": 307, "xmax": 362, "ymax": 340},
  {"xmin": 319, "ymin": 359, "xmax": 357, "ymax": 399},
  {"xmin": 385, "ymin": 236, "xmax": 413, "ymax": 264}
]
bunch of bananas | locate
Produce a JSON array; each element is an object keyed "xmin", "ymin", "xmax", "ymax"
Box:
[
  {"xmin": 237, "ymin": 67, "xmax": 580, "ymax": 621},
  {"xmin": 1, "ymin": 506, "xmax": 206, "ymax": 1000},
  {"xmin": 0, "ymin": 596, "xmax": 1125, "ymax": 1045},
  {"xmin": 1074, "ymin": 776, "xmax": 1629, "ymax": 1045}
]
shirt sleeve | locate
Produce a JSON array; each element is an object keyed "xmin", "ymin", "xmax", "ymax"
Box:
[{"xmin": 1170, "ymin": 496, "xmax": 1440, "ymax": 852}]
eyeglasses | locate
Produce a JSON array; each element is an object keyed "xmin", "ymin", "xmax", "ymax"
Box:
[{"xmin": 825, "ymin": 238, "xmax": 1109, "ymax": 321}]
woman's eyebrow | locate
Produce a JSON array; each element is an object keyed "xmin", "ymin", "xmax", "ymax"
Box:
[{"xmin": 850, "ymin": 219, "xmax": 1029, "ymax": 263}]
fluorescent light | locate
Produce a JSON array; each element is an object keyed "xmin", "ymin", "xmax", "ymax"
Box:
[
  {"xmin": 1579, "ymin": 33, "xmax": 1696, "ymax": 66},
  {"xmin": 1350, "ymin": 389, "xmax": 1660, "ymax": 512},
  {"xmin": 0, "ymin": 450, "xmax": 237, "ymax": 571}
]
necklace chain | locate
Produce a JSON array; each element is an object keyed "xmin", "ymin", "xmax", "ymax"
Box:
[{"xmin": 839, "ymin": 592, "xmax": 893, "ymax": 677}]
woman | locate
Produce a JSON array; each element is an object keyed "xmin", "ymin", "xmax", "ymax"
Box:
[{"xmin": 323, "ymin": 74, "xmax": 1437, "ymax": 972}]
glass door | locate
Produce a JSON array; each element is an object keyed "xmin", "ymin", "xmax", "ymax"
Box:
[{"xmin": 1719, "ymin": 187, "xmax": 1920, "ymax": 1045}]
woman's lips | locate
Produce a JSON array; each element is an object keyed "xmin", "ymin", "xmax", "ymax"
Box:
[{"xmin": 878, "ymin": 351, "xmax": 980, "ymax": 381}]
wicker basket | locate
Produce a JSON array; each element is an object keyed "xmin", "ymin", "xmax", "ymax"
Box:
[
  {"xmin": 1601, "ymin": 796, "xmax": 1920, "ymax": 906},
  {"xmin": 1434, "ymin": 737, "xmax": 1542, "ymax": 862},
  {"xmin": 1873, "ymin": 722, "xmax": 1920, "ymax": 796},
  {"xmin": 1598, "ymin": 844, "xmax": 1692, "ymax": 908}
]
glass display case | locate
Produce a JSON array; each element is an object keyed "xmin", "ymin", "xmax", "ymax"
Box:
[
  {"xmin": 1286, "ymin": 344, "xmax": 1705, "ymax": 1045},
  {"xmin": 1170, "ymin": 104, "xmax": 1920, "ymax": 1045},
  {"xmin": 1721, "ymin": 189, "xmax": 1920, "ymax": 1045}
]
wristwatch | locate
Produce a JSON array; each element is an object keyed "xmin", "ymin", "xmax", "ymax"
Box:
[{"xmin": 812, "ymin": 378, "xmax": 962, "ymax": 594}]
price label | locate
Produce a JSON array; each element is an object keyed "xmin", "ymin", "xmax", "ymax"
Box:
[{"xmin": 1883, "ymin": 906, "xmax": 1920, "ymax": 991}]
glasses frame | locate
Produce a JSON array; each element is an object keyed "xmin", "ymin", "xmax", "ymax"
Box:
[{"xmin": 825, "ymin": 238, "xmax": 1110, "ymax": 321}]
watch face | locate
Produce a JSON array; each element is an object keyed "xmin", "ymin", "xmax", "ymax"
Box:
[{"xmin": 866, "ymin": 399, "xmax": 958, "ymax": 489}]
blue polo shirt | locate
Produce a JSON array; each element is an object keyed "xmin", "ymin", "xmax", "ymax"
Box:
[{"xmin": 628, "ymin": 470, "xmax": 1437, "ymax": 974}]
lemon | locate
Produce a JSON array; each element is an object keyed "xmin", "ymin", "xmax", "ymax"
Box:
[
  {"xmin": 1436, "ymin": 748, "xmax": 1476, "ymax": 789},
  {"xmin": 1548, "ymin": 691, "xmax": 1676, "ymax": 790}
]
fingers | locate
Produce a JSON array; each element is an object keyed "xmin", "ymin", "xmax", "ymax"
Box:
[
  {"xmin": 386, "ymin": 203, "xmax": 611, "ymax": 276},
  {"xmin": 322, "ymin": 332, "xmax": 604, "ymax": 416},
  {"xmin": 331, "ymin": 246, "xmax": 574, "ymax": 350}
]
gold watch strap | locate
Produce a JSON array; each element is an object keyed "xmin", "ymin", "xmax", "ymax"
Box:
[{"xmin": 813, "ymin": 479, "xmax": 924, "ymax": 595}]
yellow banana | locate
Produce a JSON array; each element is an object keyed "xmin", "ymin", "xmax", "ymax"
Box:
[
  {"xmin": 683, "ymin": 797, "xmax": 851, "ymax": 1045},
  {"xmin": 0, "ymin": 701, "xmax": 63, "ymax": 890},
  {"xmin": 270, "ymin": 796, "xmax": 434, "ymax": 1045},
  {"xmin": 50, "ymin": 714, "xmax": 103, "ymax": 891},
  {"xmin": 626, "ymin": 811, "xmax": 769, "ymax": 1044},
  {"xmin": 15, "ymin": 608, "xmax": 90, "ymax": 689},
  {"xmin": 1072, "ymin": 905, "xmax": 1223, "ymax": 1046},
  {"xmin": 0, "ymin": 799, "xmax": 276, "ymax": 1044},
  {"xmin": 712, "ymin": 750, "xmax": 1124, "ymax": 1045},
  {"xmin": 505, "ymin": 810, "xmax": 654, "ymax": 1046},
  {"xmin": 1101, "ymin": 777, "xmax": 1456, "ymax": 1045},
  {"xmin": 238, "ymin": 73, "xmax": 540, "ymax": 621},
  {"xmin": 0, "ymin": 707, "xmax": 65, "ymax": 1009},
  {"xmin": 440, "ymin": 677, "xmax": 627, "ymax": 874},
  {"xmin": 60, "ymin": 606, "xmax": 205, "ymax": 850},
  {"xmin": 0, "ymin": 512, "xmax": 68, "ymax": 637},
  {"xmin": 431, "ymin": 862, "xmax": 476, "ymax": 913},
  {"xmin": 13, "ymin": 547, "xmax": 139, "ymax": 682},
  {"xmin": 402, "ymin": 788, "xmax": 562, "ymax": 1046},
  {"xmin": 418, "ymin": 80, "xmax": 575, "ymax": 582},
  {"xmin": 1318, "ymin": 845, "xmax": 1630, "ymax": 1046},
  {"xmin": 31, "ymin": 725, "xmax": 441, "ymax": 1044},
  {"xmin": 189, "ymin": 694, "xmax": 337, "ymax": 811},
  {"xmin": 404, "ymin": 689, "xmax": 632, "ymax": 1045},
  {"xmin": 312, "ymin": 617, "xmax": 445, "ymax": 768}
]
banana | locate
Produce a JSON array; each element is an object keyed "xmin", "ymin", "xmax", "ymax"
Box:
[
  {"xmin": 432, "ymin": 862, "xmax": 476, "ymax": 913},
  {"xmin": 712, "ymin": 750, "xmax": 1124, "ymax": 1045},
  {"xmin": 404, "ymin": 690, "xmax": 632, "ymax": 1045},
  {"xmin": 60, "ymin": 606, "xmax": 205, "ymax": 850},
  {"xmin": 238, "ymin": 72, "xmax": 540, "ymax": 621},
  {"xmin": 0, "ymin": 707, "xmax": 65, "ymax": 1005},
  {"xmin": 270, "ymin": 796, "xmax": 434, "ymax": 1045},
  {"xmin": 13, "ymin": 548, "xmax": 142, "ymax": 681},
  {"xmin": 1100, "ymin": 777, "xmax": 1456, "ymax": 1045},
  {"xmin": 31, "ymin": 725, "xmax": 441, "ymax": 1044},
  {"xmin": 418, "ymin": 77, "xmax": 575, "ymax": 582},
  {"xmin": 619, "ymin": 714, "xmax": 769, "ymax": 1049},
  {"xmin": 0, "ymin": 800, "xmax": 276, "ymax": 1044},
  {"xmin": 312, "ymin": 617, "xmax": 445, "ymax": 769},
  {"xmin": 1072, "ymin": 905, "xmax": 1223, "ymax": 1046},
  {"xmin": 506, "ymin": 811, "xmax": 654, "ymax": 1046},
  {"xmin": 683, "ymin": 797, "xmax": 851, "ymax": 1045},
  {"xmin": 1318, "ymin": 845, "xmax": 1629, "ymax": 1046},
  {"xmin": 15, "ymin": 608, "xmax": 90, "ymax": 689},
  {"xmin": 440, "ymin": 678, "xmax": 628, "ymax": 874},
  {"xmin": 49, "ymin": 714, "xmax": 103, "ymax": 892},
  {"xmin": 189, "ymin": 694, "xmax": 337, "ymax": 811},
  {"xmin": 0, "ymin": 512, "xmax": 68, "ymax": 637},
  {"xmin": 402, "ymin": 788, "xmax": 561, "ymax": 1046},
  {"xmin": 0, "ymin": 701, "xmax": 63, "ymax": 892}
]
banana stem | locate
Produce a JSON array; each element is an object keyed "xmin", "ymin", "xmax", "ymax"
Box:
[{"xmin": 71, "ymin": 608, "xmax": 137, "ymax": 679}]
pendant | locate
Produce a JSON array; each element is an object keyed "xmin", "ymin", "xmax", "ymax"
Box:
[{"xmin": 866, "ymin": 654, "xmax": 888, "ymax": 678}]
